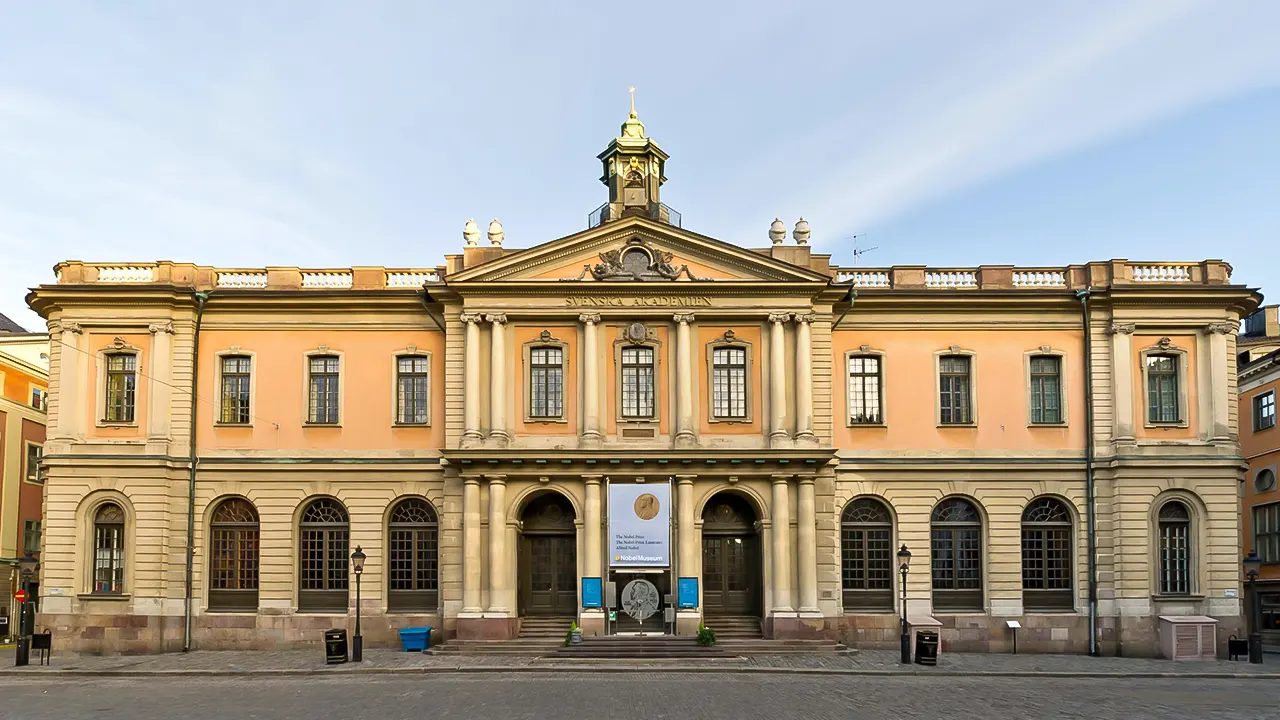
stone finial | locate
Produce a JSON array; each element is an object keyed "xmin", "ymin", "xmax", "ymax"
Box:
[
  {"xmin": 487, "ymin": 218, "xmax": 505, "ymax": 246},
  {"xmin": 463, "ymin": 218, "xmax": 481, "ymax": 246},
  {"xmin": 769, "ymin": 217, "xmax": 786, "ymax": 245},
  {"xmin": 792, "ymin": 217, "xmax": 811, "ymax": 245}
]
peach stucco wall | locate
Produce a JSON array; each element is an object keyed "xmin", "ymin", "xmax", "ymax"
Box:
[
  {"xmin": 86, "ymin": 332, "xmax": 151, "ymax": 439},
  {"xmin": 605, "ymin": 324, "xmax": 670, "ymax": 435},
  {"xmin": 2, "ymin": 363, "xmax": 45, "ymax": 406},
  {"xmin": 831, "ymin": 329, "xmax": 1086, "ymax": 451},
  {"xmin": 696, "ymin": 324, "xmax": 763, "ymax": 435},
  {"xmin": 1132, "ymin": 334, "xmax": 1199, "ymax": 441},
  {"xmin": 197, "ymin": 329, "xmax": 445, "ymax": 450},
  {"xmin": 513, "ymin": 323, "xmax": 579, "ymax": 436}
]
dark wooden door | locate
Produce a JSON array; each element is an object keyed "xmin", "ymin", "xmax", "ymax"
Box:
[
  {"xmin": 702, "ymin": 534, "xmax": 758, "ymax": 615},
  {"xmin": 522, "ymin": 534, "xmax": 577, "ymax": 615}
]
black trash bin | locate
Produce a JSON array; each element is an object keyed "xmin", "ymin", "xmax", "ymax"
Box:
[
  {"xmin": 325, "ymin": 629, "xmax": 348, "ymax": 665},
  {"xmin": 914, "ymin": 629, "xmax": 939, "ymax": 666}
]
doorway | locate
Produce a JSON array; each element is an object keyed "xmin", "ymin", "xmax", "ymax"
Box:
[
  {"xmin": 700, "ymin": 492, "xmax": 762, "ymax": 616},
  {"xmin": 518, "ymin": 492, "xmax": 578, "ymax": 616}
]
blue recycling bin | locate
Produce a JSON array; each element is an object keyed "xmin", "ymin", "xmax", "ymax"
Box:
[{"xmin": 398, "ymin": 626, "xmax": 433, "ymax": 652}]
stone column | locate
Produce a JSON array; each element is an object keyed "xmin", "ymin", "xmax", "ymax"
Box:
[
  {"xmin": 796, "ymin": 476, "xmax": 819, "ymax": 613},
  {"xmin": 486, "ymin": 475, "xmax": 509, "ymax": 613},
  {"xmin": 676, "ymin": 474, "xmax": 700, "ymax": 636},
  {"xmin": 461, "ymin": 313, "xmax": 484, "ymax": 445},
  {"xmin": 462, "ymin": 476, "xmax": 483, "ymax": 613},
  {"xmin": 579, "ymin": 314, "xmax": 602, "ymax": 447},
  {"xmin": 486, "ymin": 314, "xmax": 509, "ymax": 446},
  {"xmin": 673, "ymin": 313, "xmax": 696, "ymax": 448},
  {"xmin": 53, "ymin": 322, "xmax": 84, "ymax": 440},
  {"xmin": 792, "ymin": 314, "xmax": 816, "ymax": 446},
  {"xmin": 147, "ymin": 322, "xmax": 175, "ymax": 442},
  {"xmin": 1108, "ymin": 323, "xmax": 1136, "ymax": 443},
  {"xmin": 1206, "ymin": 322, "xmax": 1234, "ymax": 441},
  {"xmin": 770, "ymin": 474, "xmax": 794, "ymax": 613},
  {"xmin": 768, "ymin": 313, "xmax": 791, "ymax": 448},
  {"xmin": 584, "ymin": 475, "xmax": 603, "ymax": 577}
]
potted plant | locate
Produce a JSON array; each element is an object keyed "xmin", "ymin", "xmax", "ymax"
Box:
[
  {"xmin": 565, "ymin": 621, "xmax": 583, "ymax": 646},
  {"xmin": 696, "ymin": 622, "xmax": 716, "ymax": 647}
]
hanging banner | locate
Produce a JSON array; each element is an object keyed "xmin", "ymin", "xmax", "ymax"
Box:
[{"xmin": 608, "ymin": 481, "xmax": 671, "ymax": 567}]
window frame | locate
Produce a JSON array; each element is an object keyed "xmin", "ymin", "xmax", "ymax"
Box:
[
  {"xmin": 1255, "ymin": 390, "xmax": 1276, "ymax": 432},
  {"xmin": 706, "ymin": 334, "xmax": 753, "ymax": 424},
  {"xmin": 523, "ymin": 334, "xmax": 569, "ymax": 424},
  {"xmin": 1139, "ymin": 343, "xmax": 1190, "ymax": 428},
  {"xmin": 303, "ymin": 350, "xmax": 343, "ymax": 426},
  {"xmin": 207, "ymin": 497, "xmax": 260, "ymax": 613},
  {"xmin": 929, "ymin": 496, "xmax": 985, "ymax": 612},
  {"xmin": 297, "ymin": 497, "xmax": 350, "ymax": 613},
  {"xmin": 215, "ymin": 351, "xmax": 255, "ymax": 426},
  {"xmin": 23, "ymin": 519, "xmax": 41, "ymax": 556},
  {"xmin": 387, "ymin": 497, "xmax": 440, "ymax": 613},
  {"xmin": 1024, "ymin": 348, "xmax": 1068, "ymax": 426},
  {"xmin": 840, "ymin": 497, "xmax": 895, "ymax": 612},
  {"xmin": 99, "ymin": 348, "xmax": 141, "ymax": 426},
  {"xmin": 91, "ymin": 502, "xmax": 127, "ymax": 595},
  {"xmin": 1254, "ymin": 501, "xmax": 1280, "ymax": 565},
  {"xmin": 24, "ymin": 441, "xmax": 43, "ymax": 485},
  {"xmin": 613, "ymin": 330, "xmax": 663, "ymax": 424},
  {"xmin": 30, "ymin": 384, "xmax": 48, "ymax": 411},
  {"xmin": 934, "ymin": 350, "xmax": 977, "ymax": 427},
  {"xmin": 393, "ymin": 350, "xmax": 433, "ymax": 426},
  {"xmin": 845, "ymin": 348, "xmax": 885, "ymax": 427},
  {"xmin": 1020, "ymin": 496, "xmax": 1075, "ymax": 612},
  {"xmin": 1155, "ymin": 499, "xmax": 1195, "ymax": 596}
]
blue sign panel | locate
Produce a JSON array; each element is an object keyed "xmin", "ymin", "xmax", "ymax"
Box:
[
  {"xmin": 581, "ymin": 577, "xmax": 603, "ymax": 609},
  {"xmin": 677, "ymin": 577, "xmax": 699, "ymax": 609}
]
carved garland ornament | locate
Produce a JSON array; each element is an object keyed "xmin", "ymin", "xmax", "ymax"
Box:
[{"xmin": 563, "ymin": 236, "xmax": 710, "ymax": 282}]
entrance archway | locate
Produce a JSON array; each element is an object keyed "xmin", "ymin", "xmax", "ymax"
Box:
[
  {"xmin": 701, "ymin": 492, "xmax": 762, "ymax": 617},
  {"xmin": 517, "ymin": 492, "xmax": 578, "ymax": 617}
]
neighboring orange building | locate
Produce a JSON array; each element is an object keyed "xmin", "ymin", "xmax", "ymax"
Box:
[
  {"xmin": 1239, "ymin": 307, "xmax": 1280, "ymax": 649},
  {"xmin": 0, "ymin": 312, "xmax": 49, "ymax": 640}
]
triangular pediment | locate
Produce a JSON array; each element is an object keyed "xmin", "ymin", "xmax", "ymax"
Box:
[{"xmin": 447, "ymin": 216, "xmax": 830, "ymax": 285}]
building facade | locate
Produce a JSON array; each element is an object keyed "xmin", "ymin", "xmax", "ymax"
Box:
[
  {"xmin": 0, "ymin": 313, "xmax": 49, "ymax": 639},
  {"xmin": 27, "ymin": 111, "xmax": 1262, "ymax": 657},
  {"xmin": 1238, "ymin": 311, "xmax": 1280, "ymax": 650}
]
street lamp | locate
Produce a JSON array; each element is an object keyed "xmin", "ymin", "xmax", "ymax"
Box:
[
  {"xmin": 350, "ymin": 546, "xmax": 366, "ymax": 662},
  {"xmin": 897, "ymin": 544, "xmax": 912, "ymax": 664},
  {"xmin": 1244, "ymin": 549, "xmax": 1263, "ymax": 665}
]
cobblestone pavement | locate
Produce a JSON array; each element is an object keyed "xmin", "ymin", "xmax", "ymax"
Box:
[
  {"xmin": 0, "ymin": 673, "xmax": 1277, "ymax": 720},
  {"xmin": 1, "ymin": 646, "xmax": 1277, "ymax": 676}
]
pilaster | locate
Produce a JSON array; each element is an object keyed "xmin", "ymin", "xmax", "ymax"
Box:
[
  {"xmin": 461, "ymin": 476, "xmax": 483, "ymax": 614},
  {"xmin": 579, "ymin": 314, "xmax": 602, "ymax": 447},
  {"xmin": 770, "ymin": 474, "xmax": 794, "ymax": 613},
  {"xmin": 796, "ymin": 475, "xmax": 819, "ymax": 613},
  {"xmin": 486, "ymin": 314, "xmax": 509, "ymax": 447},
  {"xmin": 1108, "ymin": 323, "xmax": 1136, "ymax": 444},
  {"xmin": 486, "ymin": 475, "xmax": 510, "ymax": 614},
  {"xmin": 146, "ymin": 321, "xmax": 175, "ymax": 444},
  {"xmin": 673, "ymin": 312, "xmax": 696, "ymax": 448},
  {"xmin": 767, "ymin": 313, "xmax": 791, "ymax": 449},
  {"xmin": 53, "ymin": 322, "xmax": 84, "ymax": 440},
  {"xmin": 460, "ymin": 313, "xmax": 484, "ymax": 446},
  {"xmin": 1205, "ymin": 322, "xmax": 1234, "ymax": 442},
  {"xmin": 793, "ymin": 313, "xmax": 816, "ymax": 447}
]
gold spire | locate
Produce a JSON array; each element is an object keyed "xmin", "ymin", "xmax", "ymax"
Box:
[{"xmin": 628, "ymin": 86, "xmax": 637, "ymax": 119}]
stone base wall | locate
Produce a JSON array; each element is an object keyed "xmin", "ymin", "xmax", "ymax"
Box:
[{"xmin": 40, "ymin": 611, "xmax": 444, "ymax": 656}]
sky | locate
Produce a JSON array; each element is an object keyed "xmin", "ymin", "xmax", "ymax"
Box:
[{"xmin": 1, "ymin": 1, "xmax": 1278, "ymax": 329}]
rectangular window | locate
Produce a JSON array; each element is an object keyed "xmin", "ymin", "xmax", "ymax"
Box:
[
  {"xmin": 307, "ymin": 355, "xmax": 340, "ymax": 424},
  {"xmin": 711, "ymin": 346, "xmax": 747, "ymax": 419},
  {"xmin": 396, "ymin": 355, "xmax": 431, "ymax": 424},
  {"xmin": 528, "ymin": 347, "xmax": 564, "ymax": 419},
  {"xmin": 1029, "ymin": 355, "xmax": 1062, "ymax": 424},
  {"xmin": 1256, "ymin": 391, "xmax": 1277, "ymax": 432},
  {"xmin": 23, "ymin": 520, "xmax": 41, "ymax": 555},
  {"xmin": 621, "ymin": 346, "xmax": 655, "ymax": 418},
  {"xmin": 219, "ymin": 356, "xmax": 252, "ymax": 424},
  {"xmin": 31, "ymin": 386, "xmax": 47, "ymax": 410},
  {"xmin": 1146, "ymin": 354, "xmax": 1181, "ymax": 423},
  {"xmin": 847, "ymin": 355, "xmax": 882, "ymax": 424},
  {"xmin": 104, "ymin": 353, "xmax": 137, "ymax": 422},
  {"xmin": 938, "ymin": 355, "xmax": 972, "ymax": 425},
  {"xmin": 1256, "ymin": 503, "xmax": 1280, "ymax": 564},
  {"xmin": 25, "ymin": 444, "xmax": 42, "ymax": 484}
]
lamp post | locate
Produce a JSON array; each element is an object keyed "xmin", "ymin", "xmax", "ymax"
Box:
[
  {"xmin": 350, "ymin": 546, "xmax": 366, "ymax": 663},
  {"xmin": 897, "ymin": 544, "xmax": 912, "ymax": 664},
  {"xmin": 14, "ymin": 552, "xmax": 38, "ymax": 667},
  {"xmin": 1244, "ymin": 550, "xmax": 1263, "ymax": 665}
]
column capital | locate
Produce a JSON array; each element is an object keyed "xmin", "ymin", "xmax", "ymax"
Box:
[
  {"xmin": 767, "ymin": 312, "xmax": 791, "ymax": 324},
  {"xmin": 459, "ymin": 312, "xmax": 483, "ymax": 324},
  {"xmin": 148, "ymin": 321, "xmax": 175, "ymax": 335},
  {"xmin": 578, "ymin": 313, "xmax": 601, "ymax": 324},
  {"xmin": 673, "ymin": 312, "xmax": 695, "ymax": 324},
  {"xmin": 796, "ymin": 475, "xmax": 816, "ymax": 486},
  {"xmin": 1204, "ymin": 322, "xmax": 1236, "ymax": 335},
  {"xmin": 1107, "ymin": 322, "xmax": 1136, "ymax": 335},
  {"xmin": 462, "ymin": 474, "xmax": 482, "ymax": 486},
  {"xmin": 770, "ymin": 473, "xmax": 794, "ymax": 484},
  {"xmin": 484, "ymin": 474, "xmax": 507, "ymax": 484},
  {"xmin": 792, "ymin": 313, "xmax": 817, "ymax": 325},
  {"xmin": 54, "ymin": 321, "xmax": 83, "ymax": 334},
  {"xmin": 485, "ymin": 313, "xmax": 508, "ymax": 325},
  {"xmin": 675, "ymin": 474, "xmax": 697, "ymax": 485},
  {"xmin": 582, "ymin": 474, "xmax": 604, "ymax": 485}
]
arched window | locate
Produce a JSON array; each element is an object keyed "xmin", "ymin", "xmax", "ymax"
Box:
[
  {"xmin": 930, "ymin": 498, "xmax": 983, "ymax": 612},
  {"xmin": 388, "ymin": 498, "xmax": 439, "ymax": 612},
  {"xmin": 299, "ymin": 498, "xmax": 349, "ymax": 612},
  {"xmin": 1021, "ymin": 497, "xmax": 1073, "ymax": 611},
  {"xmin": 1158, "ymin": 500, "xmax": 1192, "ymax": 595},
  {"xmin": 840, "ymin": 498, "xmax": 893, "ymax": 611},
  {"xmin": 209, "ymin": 498, "xmax": 260, "ymax": 612},
  {"xmin": 92, "ymin": 503, "xmax": 126, "ymax": 594}
]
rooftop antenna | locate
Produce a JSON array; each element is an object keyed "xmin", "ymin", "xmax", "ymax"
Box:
[{"xmin": 848, "ymin": 234, "xmax": 877, "ymax": 266}]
